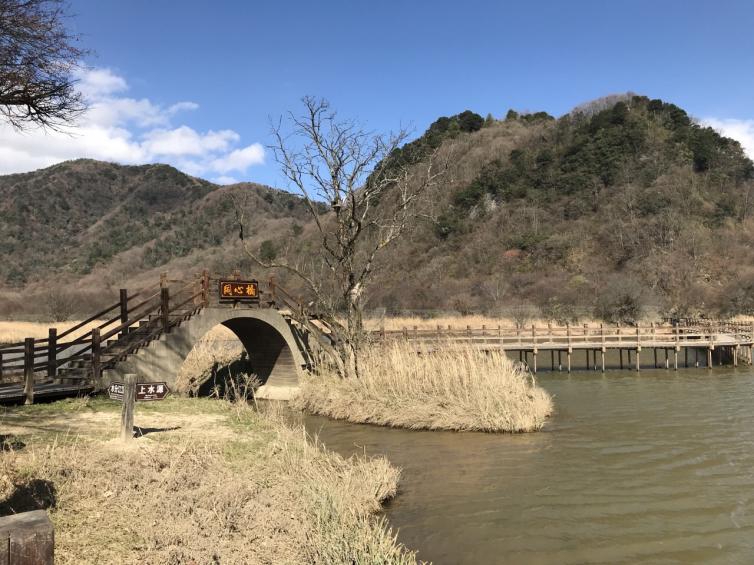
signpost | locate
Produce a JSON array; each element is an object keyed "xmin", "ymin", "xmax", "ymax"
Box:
[
  {"xmin": 108, "ymin": 376, "xmax": 170, "ymax": 440},
  {"xmin": 109, "ymin": 381, "xmax": 170, "ymax": 402},
  {"xmin": 218, "ymin": 280, "xmax": 259, "ymax": 302}
]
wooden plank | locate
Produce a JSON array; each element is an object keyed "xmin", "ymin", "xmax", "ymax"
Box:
[{"xmin": 0, "ymin": 510, "xmax": 54, "ymax": 565}]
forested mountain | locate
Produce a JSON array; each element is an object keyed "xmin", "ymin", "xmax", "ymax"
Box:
[
  {"xmin": 367, "ymin": 95, "xmax": 754, "ymax": 321},
  {"xmin": 0, "ymin": 159, "xmax": 311, "ymax": 317},
  {"xmin": 2, "ymin": 94, "xmax": 754, "ymax": 322}
]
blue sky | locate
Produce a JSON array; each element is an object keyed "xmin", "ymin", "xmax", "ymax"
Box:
[{"xmin": 2, "ymin": 0, "xmax": 752, "ymax": 187}]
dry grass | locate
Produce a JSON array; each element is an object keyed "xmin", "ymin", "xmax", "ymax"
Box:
[
  {"xmin": 0, "ymin": 320, "xmax": 107, "ymax": 344},
  {"xmin": 174, "ymin": 325, "xmax": 244, "ymax": 394},
  {"xmin": 291, "ymin": 341, "xmax": 553, "ymax": 433},
  {"xmin": 0, "ymin": 397, "xmax": 419, "ymax": 564}
]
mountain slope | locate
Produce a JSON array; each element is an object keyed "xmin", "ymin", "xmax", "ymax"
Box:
[
  {"xmin": 2, "ymin": 94, "xmax": 753, "ymax": 322},
  {"xmin": 0, "ymin": 159, "xmax": 310, "ymax": 289},
  {"xmin": 367, "ymin": 95, "xmax": 754, "ymax": 320}
]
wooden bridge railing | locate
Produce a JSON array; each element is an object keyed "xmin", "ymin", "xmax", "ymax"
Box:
[{"xmin": 373, "ymin": 321, "xmax": 754, "ymax": 349}]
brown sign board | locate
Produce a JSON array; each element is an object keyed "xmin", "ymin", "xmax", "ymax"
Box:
[
  {"xmin": 109, "ymin": 381, "xmax": 170, "ymax": 402},
  {"xmin": 219, "ymin": 280, "xmax": 259, "ymax": 301}
]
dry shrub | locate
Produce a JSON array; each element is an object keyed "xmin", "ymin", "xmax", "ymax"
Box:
[
  {"xmin": 174, "ymin": 325, "xmax": 244, "ymax": 394},
  {"xmin": 0, "ymin": 401, "xmax": 418, "ymax": 564},
  {"xmin": 292, "ymin": 341, "xmax": 553, "ymax": 433}
]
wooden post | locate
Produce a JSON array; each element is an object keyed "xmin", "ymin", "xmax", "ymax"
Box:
[
  {"xmin": 532, "ymin": 350, "xmax": 537, "ymax": 373},
  {"xmin": 558, "ymin": 350, "xmax": 562, "ymax": 371},
  {"xmin": 201, "ymin": 269, "xmax": 210, "ymax": 306},
  {"xmin": 0, "ymin": 509, "xmax": 55, "ymax": 564},
  {"xmin": 685, "ymin": 347, "xmax": 689, "ymax": 368},
  {"xmin": 653, "ymin": 348, "xmax": 658, "ymax": 369},
  {"xmin": 664, "ymin": 348, "xmax": 669, "ymax": 369},
  {"xmin": 121, "ymin": 373, "xmax": 137, "ymax": 441},
  {"xmin": 119, "ymin": 289, "xmax": 128, "ymax": 325},
  {"xmin": 636, "ymin": 348, "xmax": 641, "ymax": 371},
  {"xmin": 161, "ymin": 287, "xmax": 170, "ymax": 334},
  {"xmin": 620, "ymin": 349, "xmax": 624, "ymax": 369},
  {"xmin": 673, "ymin": 348, "xmax": 678, "ymax": 371},
  {"xmin": 268, "ymin": 276, "xmax": 277, "ymax": 306},
  {"xmin": 91, "ymin": 328, "xmax": 101, "ymax": 385},
  {"xmin": 601, "ymin": 348, "xmax": 605, "ymax": 373},
  {"xmin": 551, "ymin": 350, "xmax": 555, "ymax": 371},
  {"xmin": 47, "ymin": 328, "xmax": 57, "ymax": 380},
  {"xmin": 707, "ymin": 347, "xmax": 712, "ymax": 368},
  {"xmin": 734, "ymin": 345, "xmax": 739, "ymax": 367},
  {"xmin": 567, "ymin": 349, "xmax": 572, "ymax": 373},
  {"xmin": 23, "ymin": 338, "xmax": 34, "ymax": 405},
  {"xmin": 160, "ymin": 272, "xmax": 167, "ymax": 288}
]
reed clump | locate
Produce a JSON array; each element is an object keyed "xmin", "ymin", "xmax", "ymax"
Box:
[{"xmin": 291, "ymin": 341, "xmax": 553, "ymax": 433}]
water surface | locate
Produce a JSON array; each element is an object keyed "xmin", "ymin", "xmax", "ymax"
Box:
[{"xmin": 301, "ymin": 368, "xmax": 754, "ymax": 564}]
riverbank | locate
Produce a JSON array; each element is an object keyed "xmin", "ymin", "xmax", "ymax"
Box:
[
  {"xmin": 0, "ymin": 397, "xmax": 418, "ymax": 564},
  {"xmin": 291, "ymin": 342, "xmax": 553, "ymax": 432}
]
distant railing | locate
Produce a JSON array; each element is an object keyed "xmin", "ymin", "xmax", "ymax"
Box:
[{"xmin": 372, "ymin": 321, "xmax": 754, "ymax": 349}]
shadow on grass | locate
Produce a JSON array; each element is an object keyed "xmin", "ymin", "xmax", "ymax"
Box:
[
  {"xmin": 194, "ymin": 354, "xmax": 255, "ymax": 398},
  {"xmin": 0, "ymin": 434, "xmax": 25, "ymax": 451},
  {"xmin": 0, "ymin": 479, "xmax": 56, "ymax": 516},
  {"xmin": 134, "ymin": 426, "xmax": 181, "ymax": 438}
]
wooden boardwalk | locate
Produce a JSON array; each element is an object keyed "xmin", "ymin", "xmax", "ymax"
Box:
[{"xmin": 374, "ymin": 322, "xmax": 754, "ymax": 372}]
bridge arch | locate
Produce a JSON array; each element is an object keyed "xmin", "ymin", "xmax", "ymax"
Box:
[{"xmin": 104, "ymin": 308, "xmax": 307, "ymax": 399}]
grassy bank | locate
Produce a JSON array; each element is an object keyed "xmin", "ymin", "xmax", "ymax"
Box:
[
  {"xmin": 291, "ymin": 342, "xmax": 553, "ymax": 433},
  {"xmin": 0, "ymin": 397, "xmax": 418, "ymax": 564}
]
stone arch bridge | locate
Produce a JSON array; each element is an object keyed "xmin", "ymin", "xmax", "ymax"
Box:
[{"xmin": 0, "ymin": 272, "xmax": 332, "ymax": 403}]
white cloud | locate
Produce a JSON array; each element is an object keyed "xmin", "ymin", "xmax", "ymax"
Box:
[
  {"xmin": 702, "ymin": 117, "xmax": 754, "ymax": 159},
  {"xmin": 142, "ymin": 126, "xmax": 239, "ymax": 157},
  {"xmin": 0, "ymin": 67, "xmax": 265, "ymax": 180},
  {"xmin": 74, "ymin": 67, "xmax": 127, "ymax": 98},
  {"xmin": 211, "ymin": 143, "xmax": 265, "ymax": 173},
  {"xmin": 214, "ymin": 175, "xmax": 240, "ymax": 185}
]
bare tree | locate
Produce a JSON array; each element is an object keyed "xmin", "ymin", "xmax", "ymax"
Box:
[
  {"xmin": 0, "ymin": 0, "xmax": 87, "ymax": 129},
  {"xmin": 236, "ymin": 96, "xmax": 446, "ymax": 377}
]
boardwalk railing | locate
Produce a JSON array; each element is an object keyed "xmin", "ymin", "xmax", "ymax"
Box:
[{"xmin": 372, "ymin": 321, "xmax": 754, "ymax": 372}]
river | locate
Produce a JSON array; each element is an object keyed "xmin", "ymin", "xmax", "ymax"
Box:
[{"xmin": 300, "ymin": 368, "xmax": 754, "ymax": 564}]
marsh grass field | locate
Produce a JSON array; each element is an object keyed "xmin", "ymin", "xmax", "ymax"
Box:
[
  {"xmin": 292, "ymin": 341, "xmax": 553, "ymax": 433},
  {"xmin": 0, "ymin": 397, "xmax": 418, "ymax": 564}
]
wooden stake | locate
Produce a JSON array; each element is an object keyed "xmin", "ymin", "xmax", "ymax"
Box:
[
  {"xmin": 47, "ymin": 328, "xmax": 57, "ymax": 380},
  {"xmin": 23, "ymin": 338, "xmax": 34, "ymax": 405},
  {"xmin": 121, "ymin": 373, "xmax": 137, "ymax": 441}
]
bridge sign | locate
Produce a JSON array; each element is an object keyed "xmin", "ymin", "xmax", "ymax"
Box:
[
  {"xmin": 109, "ymin": 381, "xmax": 170, "ymax": 402},
  {"xmin": 219, "ymin": 280, "xmax": 259, "ymax": 301},
  {"xmin": 108, "ymin": 382, "xmax": 125, "ymax": 401}
]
